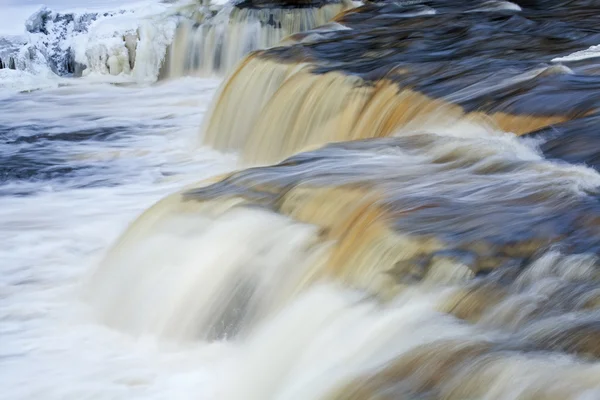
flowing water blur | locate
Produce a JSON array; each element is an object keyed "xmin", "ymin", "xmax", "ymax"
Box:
[
  {"xmin": 4, "ymin": 0, "xmax": 600, "ymax": 399},
  {"xmin": 0, "ymin": 77, "xmax": 237, "ymax": 399}
]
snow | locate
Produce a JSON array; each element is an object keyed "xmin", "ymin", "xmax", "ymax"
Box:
[{"xmin": 0, "ymin": 0, "xmax": 197, "ymax": 90}]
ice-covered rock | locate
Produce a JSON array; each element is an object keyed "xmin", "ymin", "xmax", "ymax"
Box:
[{"xmin": 1, "ymin": 1, "xmax": 184, "ymax": 84}]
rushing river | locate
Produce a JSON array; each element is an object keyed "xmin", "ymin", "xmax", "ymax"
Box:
[
  {"xmin": 3, "ymin": 0, "xmax": 600, "ymax": 399},
  {"xmin": 0, "ymin": 76, "xmax": 238, "ymax": 398}
]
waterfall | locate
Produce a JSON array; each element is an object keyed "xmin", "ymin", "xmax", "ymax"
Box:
[
  {"xmin": 85, "ymin": 131, "xmax": 600, "ymax": 397},
  {"xmin": 84, "ymin": 0, "xmax": 600, "ymax": 398},
  {"xmin": 160, "ymin": 0, "xmax": 353, "ymax": 78}
]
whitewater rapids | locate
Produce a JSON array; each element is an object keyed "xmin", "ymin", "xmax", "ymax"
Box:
[
  {"xmin": 7, "ymin": 76, "xmax": 599, "ymax": 400},
  {"xmin": 0, "ymin": 77, "xmax": 235, "ymax": 399},
  {"xmin": 3, "ymin": 0, "xmax": 600, "ymax": 399}
]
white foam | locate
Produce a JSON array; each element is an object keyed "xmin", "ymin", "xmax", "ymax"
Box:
[
  {"xmin": 217, "ymin": 285, "xmax": 462, "ymax": 400},
  {"xmin": 0, "ymin": 68, "xmax": 61, "ymax": 92},
  {"xmin": 552, "ymin": 44, "xmax": 600, "ymax": 62},
  {"xmin": 0, "ymin": 77, "xmax": 236, "ymax": 399},
  {"xmin": 86, "ymin": 205, "xmax": 327, "ymax": 341}
]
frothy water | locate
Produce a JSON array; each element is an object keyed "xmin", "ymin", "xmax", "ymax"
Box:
[
  {"xmin": 4, "ymin": 1, "xmax": 600, "ymax": 399},
  {"xmin": 0, "ymin": 77, "xmax": 236, "ymax": 399}
]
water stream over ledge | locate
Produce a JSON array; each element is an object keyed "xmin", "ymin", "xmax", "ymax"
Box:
[{"xmin": 4, "ymin": 0, "xmax": 600, "ymax": 399}]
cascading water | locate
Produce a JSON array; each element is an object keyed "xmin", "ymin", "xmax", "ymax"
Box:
[
  {"xmin": 160, "ymin": 0, "xmax": 354, "ymax": 78},
  {"xmin": 86, "ymin": 129, "xmax": 600, "ymax": 397},
  {"xmin": 5, "ymin": 0, "xmax": 600, "ymax": 399},
  {"xmin": 85, "ymin": 194, "xmax": 330, "ymax": 341},
  {"xmin": 82, "ymin": 0, "xmax": 600, "ymax": 398}
]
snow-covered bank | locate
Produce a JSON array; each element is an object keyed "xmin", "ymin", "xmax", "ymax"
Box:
[{"xmin": 0, "ymin": 1, "xmax": 206, "ymax": 91}]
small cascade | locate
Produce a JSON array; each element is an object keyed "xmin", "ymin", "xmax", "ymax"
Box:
[
  {"xmin": 199, "ymin": 0, "xmax": 600, "ymax": 164},
  {"xmin": 160, "ymin": 0, "xmax": 353, "ymax": 78},
  {"xmin": 84, "ymin": 186, "xmax": 331, "ymax": 342},
  {"xmin": 201, "ymin": 54, "xmax": 570, "ymax": 165}
]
